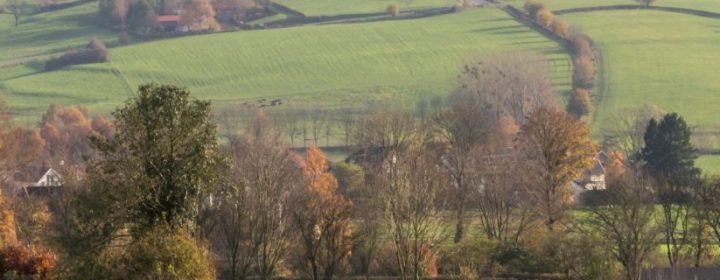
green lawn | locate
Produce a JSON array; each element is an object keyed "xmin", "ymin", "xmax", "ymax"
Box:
[
  {"xmin": 273, "ymin": 0, "xmax": 456, "ymax": 16},
  {"xmin": 0, "ymin": 8, "xmax": 571, "ymax": 120},
  {"xmin": 0, "ymin": 2, "xmax": 116, "ymax": 61},
  {"xmin": 556, "ymin": 10, "xmax": 720, "ymax": 132},
  {"xmin": 504, "ymin": 0, "xmax": 720, "ymax": 13},
  {"xmin": 697, "ymin": 155, "xmax": 720, "ymax": 175}
]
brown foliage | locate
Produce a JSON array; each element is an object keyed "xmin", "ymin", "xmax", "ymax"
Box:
[
  {"xmin": 518, "ymin": 107, "xmax": 597, "ymax": 230},
  {"xmin": 536, "ymin": 8, "xmax": 554, "ymax": 28},
  {"xmin": 523, "ymin": 0, "xmax": 545, "ymax": 19},
  {"xmin": 571, "ymin": 34, "xmax": 594, "ymax": 58},
  {"xmin": 552, "ymin": 19, "xmax": 570, "ymax": 38},
  {"xmin": 291, "ymin": 146, "xmax": 353, "ymax": 280},
  {"xmin": 39, "ymin": 104, "xmax": 109, "ymax": 163},
  {"xmin": 566, "ymin": 88, "xmax": 593, "ymax": 118},
  {"xmin": 180, "ymin": 0, "xmax": 221, "ymax": 31},
  {"xmin": 0, "ymin": 127, "xmax": 45, "ymax": 184},
  {"xmin": 0, "ymin": 244, "xmax": 56, "ymax": 280},
  {"xmin": 455, "ymin": 53, "xmax": 558, "ymax": 126},
  {"xmin": 573, "ymin": 55, "xmax": 595, "ymax": 89},
  {"xmin": 222, "ymin": 111, "xmax": 298, "ymax": 279},
  {"xmin": 386, "ymin": 4, "xmax": 399, "ymax": 17}
]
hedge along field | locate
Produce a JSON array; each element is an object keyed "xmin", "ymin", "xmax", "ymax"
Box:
[
  {"xmin": 272, "ymin": 0, "xmax": 456, "ymax": 16},
  {"xmin": 0, "ymin": 2, "xmax": 116, "ymax": 61},
  {"xmin": 504, "ymin": 0, "xmax": 720, "ymax": 13},
  {"xmin": 557, "ymin": 10, "xmax": 720, "ymax": 132},
  {"xmin": 0, "ymin": 8, "xmax": 572, "ymax": 120}
]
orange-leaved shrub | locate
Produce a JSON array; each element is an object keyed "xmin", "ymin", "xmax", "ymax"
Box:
[
  {"xmin": 552, "ymin": 19, "xmax": 570, "ymax": 38},
  {"xmin": 573, "ymin": 56, "xmax": 595, "ymax": 89},
  {"xmin": 566, "ymin": 88, "xmax": 593, "ymax": 118},
  {"xmin": 386, "ymin": 4, "xmax": 399, "ymax": 17},
  {"xmin": 536, "ymin": 8, "xmax": 554, "ymax": 28},
  {"xmin": 0, "ymin": 244, "xmax": 56, "ymax": 280},
  {"xmin": 571, "ymin": 34, "xmax": 594, "ymax": 58}
]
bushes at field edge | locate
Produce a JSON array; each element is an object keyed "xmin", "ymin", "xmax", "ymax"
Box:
[{"xmin": 45, "ymin": 38, "xmax": 109, "ymax": 71}]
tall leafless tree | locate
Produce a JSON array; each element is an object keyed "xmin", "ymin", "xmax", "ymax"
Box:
[
  {"xmin": 222, "ymin": 112, "xmax": 299, "ymax": 280},
  {"xmin": 586, "ymin": 166, "xmax": 661, "ymax": 280}
]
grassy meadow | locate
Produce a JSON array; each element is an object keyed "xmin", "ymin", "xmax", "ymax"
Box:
[
  {"xmin": 0, "ymin": 2, "xmax": 116, "ymax": 61},
  {"xmin": 0, "ymin": 8, "xmax": 572, "ymax": 120},
  {"xmin": 504, "ymin": 0, "xmax": 720, "ymax": 12},
  {"xmin": 557, "ymin": 10, "xmax": 720, "ymax": 132},
  {"xmin": 273, "ymin": 0, "xmax": 456, "ymax": 16}
]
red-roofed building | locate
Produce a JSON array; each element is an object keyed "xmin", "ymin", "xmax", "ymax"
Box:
[{"xmin": 155, "ymin": 15, "xmax": 182, "ymax": 32}]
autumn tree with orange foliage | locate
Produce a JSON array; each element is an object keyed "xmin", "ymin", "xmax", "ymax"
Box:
[
  {"xmin": 518, "ymin": 107, "xmax": 597, "ymax": 230},
  {"xmin": 180, "ymin": 0, "xmax": 221, "ymax": 32},
  {"xmin": 0, "ymin": 243, "xmax": 56, "ymax": 280},
  {"xmin": 536, "ymin": 8, "xmax": 554, "ymax": 28},
  {"xmin": 40, "ymin": 105, "xmax": 94, "ymax": 163},
  {"xmin": 291, "ymin": 146, "xmax": 353, "ymax": 280},
  {"xmin": 0, "ymin": 97, "xmax": 43, "ymax": 246},
  {"xmin": 0, "ymin": 98, "xmax": 56, "ymax": 279}
]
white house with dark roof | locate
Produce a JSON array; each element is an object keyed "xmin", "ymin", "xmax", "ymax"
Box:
[{"xmin": 24, "ymin": 168, "xmax": 62, "ymax": 196}]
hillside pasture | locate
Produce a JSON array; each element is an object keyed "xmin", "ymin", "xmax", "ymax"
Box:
[
  {"xmin": 272, "ymin": 0, "xmax": 456, "ymax": 16},
  {"xmin": 0, "ymin": 8, "xmax": 572, "ymax": 120},
  {"xmin": 504, "ymin": 0, "xmax": 720, "ymax": 13},
  {"xmin": 555, "ymin": 10, "xmax": 720, "ymax": 133},
  {"xmin": 0, "ymin": 1, "xmax": 116, "ymax": 61}
]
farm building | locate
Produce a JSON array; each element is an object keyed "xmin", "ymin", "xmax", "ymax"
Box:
[{"xmin": 155, "ymin": 15, "xmax": 183, "ymax": 32}]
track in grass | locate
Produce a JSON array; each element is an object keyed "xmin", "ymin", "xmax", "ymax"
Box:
[{"xmin": 0, "ymin": 8, "xmax": 572, "ymax": 120}]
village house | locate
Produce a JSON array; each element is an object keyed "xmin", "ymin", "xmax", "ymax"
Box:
[
  {"xmin": 24, "ymin": 168, "xmax": 63, "ymax": 196},
  {"xmin": 572, "ymin": 151, "xmax": 608, "ymax": 203}
]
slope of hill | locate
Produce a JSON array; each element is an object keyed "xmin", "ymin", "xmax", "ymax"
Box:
[
  {"xmin": 559, "ymin": 10, "xmax": 720, "ymax": 131},
  {"xmin": 505, "ymin": 0, "xmax": 720, "ymax": 13},
  {"xmin": 0, "ymin": 1, "xmax": 116, "ymax": 61},
  {"xmin": 272, "ymin": 0, "xmax": 455, "ymax": 16},
  {"xmin": 0, "ymin": 8, "xmax": 571, "ymax": 120}
]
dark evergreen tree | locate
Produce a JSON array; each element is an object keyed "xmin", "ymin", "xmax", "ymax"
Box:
[{"xmin": 639, "ymin": 112, "xmax": 699, "ymax": 188}]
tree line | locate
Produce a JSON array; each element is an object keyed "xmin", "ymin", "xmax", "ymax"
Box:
[{"xmin": 0, "ymin": 53, "xmax": 714, "ymax": 280}]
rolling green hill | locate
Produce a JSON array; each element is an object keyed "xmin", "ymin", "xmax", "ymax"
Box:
[
  {"xmin": 0, "ymin": 8, "xmax": 571, "ymax": 120},
  {"xmin": 0, "ymin": 1, "xmax": 116, "ymax": 61},
  {"xmin": 273, "ymin": 0, "xmax": 456, "ymax": 16},
  {"xmin": 505, "ymin": 0, "xmax": 720, "ymax": 13},
  {"xmin": 558, "ymin": 10, "xmax": 720, "ymax": 130}
]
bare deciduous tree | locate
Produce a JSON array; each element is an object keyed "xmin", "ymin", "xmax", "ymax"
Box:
[
  {"xmin": 377, "ymin": 145, "xmax": 447, "ymax": 280},
  {"xmin": 431, "ymin": 106, "xmax": 485, "ymax": 243},
  {"xmin": 222, "ymin": 112, "xmax": 299, "ymax": 280},
  {"xmin": 586, "ymin": 166, "xmax": 661, "ymax": 280},
  {"xmin": 454, "ymin": 53, "xmax": 556, "ymax": 126},
  {"xmin": 601, "ymin": 104, "xmax": 663, "ymax": 156}
]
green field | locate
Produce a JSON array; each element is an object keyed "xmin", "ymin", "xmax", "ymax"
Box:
[
  {"xmin": 273, "ymin": 0, "xmax": 455, "ymax": 16},
  {"xmin": 0, "ymin": 8, "xmax": 571, "ymax": 120},
  {"xmin": 557, "ymin": 10, "xmax": 720, "ymax": 132},
  {"xmin": 0, "ymin": 2, "xmax": 116, "ymax": 61},
  {"xmin": 504, "ymin": 0, "xmax": 720, "ymax": 13},
  {"xmin": 697, "ymin": 155, "xmax": 720, "ymax": 175}
]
